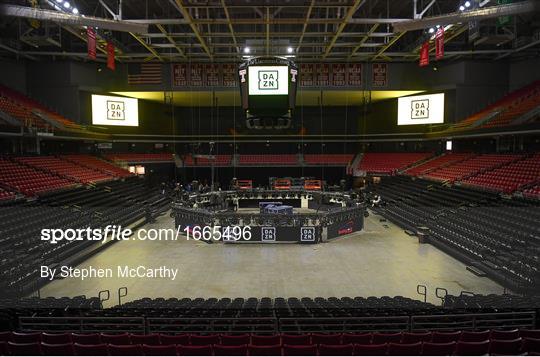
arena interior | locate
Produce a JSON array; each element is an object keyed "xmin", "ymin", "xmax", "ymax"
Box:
[{"xmin": 0, "ymin": 0, "xmax": 540, "ymax": 355}]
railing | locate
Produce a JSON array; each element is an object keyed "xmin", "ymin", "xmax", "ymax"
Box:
[
  {"xmin": 19, "ymin": 316, "xmax": 145, "ymax": 333},
  {"xmin": 146, "ymin": 317, "xmax": 278, "ymax": 334},
  {"xmin": 18, "ymin": 311, "xmax": 536, "ymax": 334},
  {"xmin": 411, "ymin": 311, "xmax": 536, "ymax": 332}
]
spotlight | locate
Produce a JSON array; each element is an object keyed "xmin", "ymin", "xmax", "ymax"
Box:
[
  {"xmin": 459, "ymin": 5, "xmax": 465, "ymax": 10},
  {"xmin": 72, "ymin": 7, "xmax": 79, "ymax": 14},
  {"xmin": 243, "ymin": 47, "xmax": 250, "ymax": 54},
  {"xmin": 63, "ymin": 1, "xmax": 70, "ymax": 8},
  {"xmin": 465, "ymin": 1, "xmax": 471, "ymax": 7},
  {"xmin": 287, "ymin": 46, "xmax": 293, "ymax": 53},
  {"xmin": 428, "ymin": 28, "xmax": 435, "ymax": 34},
  {"xmin": 55, "ymin": 0, "xmax": 63, "ymax": 2}
]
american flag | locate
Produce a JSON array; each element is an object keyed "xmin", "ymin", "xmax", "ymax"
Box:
[{"xmin": 127, "ymin": 63, "xmax": 162, "ymax": 85}]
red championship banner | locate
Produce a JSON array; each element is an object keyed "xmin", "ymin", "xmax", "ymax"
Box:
[
  {"xmin": 347, "ymin": 63, "xmax": 362, "ymax": 86},
  {"xmin": 315, "ymin": 63, "xmax": 330, "ymax": 86},
  {"xmin": 419, "ymin": 41, "xmax": 430, "ymax": 67},
  {"xmin": 300, "ymin": 63, "xmax": 314, "ymax": 87},
  {"xmin": 222, "ymin": 64, "xmax": 237, "ymax": 87},
  {"xmin": 205, "ymin": 63, "xmax": 220, "ymax": 86},
  {"xmin": 331, "ymin": 63, "xmax": 346, "ymax": 87},
  {"xmin": 436, "ymin": 27, "xmax": 445, "ymax": 60},
  {"xmin": 190, "ymin": 64, "xmax": 203, "ymax": 87},
  {"xmin": 106, "ymin": 42, "xmax": 115, "ymax": 70},
  {"xmin": 172, "ymin": 64, "xmax": 188, "ymax": 87},
  {"xmin": 87, "ymin": 27, "xmax": 96, "ymax": 60},
  {"xmin": 372, "ymin": 63, "xmax": 387, "ymax": 87}
]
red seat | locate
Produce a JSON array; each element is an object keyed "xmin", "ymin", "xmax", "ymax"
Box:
[
  {"xmin": 247, "ymin": 344, "xmax": 281, "ymax": 356},
  {"xmin": 401, "ymin": 332, "xmax": 432, "ymax": 343},
  {"xmin": 318, "ymin": 343, "xmax": 353, "ymax": 355},
  {"xmin": 190, "ymin": 334, "xmax": 219, "ymax": 346},
  {"xmin": 311, "ymin": 333, "xmax": 342, "ymax": 345},
  {"xmin": 177, "ymin": 344, "xmax": 213, "ymax": 356},
  {"xmin": 342, "ymin": 333, "xmax": 372, "ymax": 344},
  {"xmin": 421, "ymin": 341, "xmax": 456, "ymax": 355},
  {"xmin": 142, "ymin": 344, "xmax": 177, "ymax": 356},
  {"xmin": 0, "ymin": 342, "xmax": 9, "ymax": 355},
  {"xmin": 431, "ymin": 331, "xmax": 461, "ymax": 343},
  {"xmin": 0, "ymin": 332, "xmax": 11, "ymax": 342},
  {"xmin": 489, "ymin": 338, "xmax": 522, "ymax": 355},
  {"xmin": 281, "ymin": 334, "xmax": 311, "ymax": 345},
  {"xmin": 41, "ymin": 342, "xmax": 75, "ymax": 355},
  {"xmin": 220, "ymin": 334, "xmax": 250, "ymax": 346},
  {"xmin": 387, "ymin": 342, "xmax": 422, "ymax": 355},
  {"xmin": 11, "ymin": 332, "xmax": 41, "ymax": 343},
  {"xmin": 108, "ymin": 344, "xmax": 143, "ymax": 356},
  {"xmin": 73, "ymin": 343, "xmax": 108, "ymax": 355},
  {"xmin": 8, "ymin": 342, "xmax": 42, "ymax": 356},
  {"xmin": 353, "ymin": 343, "xmax": 388, "ymax": 355},
  {"xmin": 454, "ymin": 340, "xmax": 490, "ymax": 355},
  {"xmin": 520, "ymin": 330, "xmax": 540, "ymax": 339},
  {"xmin": 250, "ymin": 335, "xmax": 281, "ymax": 346},
  {"xmin": 283, "ymin": 344, "xmax": 317, "ymax": 356},
  {"xmin": 130, "ymin": 334, "xmax": 160, "ymax": 346},
  {"xmin": 42, "ymin": 333, "xmax": 72, "ymax": 344},
  {"xmin": 523, "ymin": 338, "xmax": 540, "ymax": 354},
  {"xmin": 372, "ymin": 332, "xmax": 402, "ymax": 344},
  {"xmin": 213, "ymin": 343, "xmax": 248, "ymax": 355},
  {"xmin": 460, "ymin": 330, "xmax": 490, "ymax": 342},
  {"xmin": 101, "ymin": 333, "xmax": 131, "ymax": 345},
  {"xmin": 490, "ymin": 329, "xmax": 520, "ymax": 340},
  {"xmin": 160, "ymin": 334, "xmax": 190, "ymax": 345},
  {"xmin": 72, "ymin": 333, "xmax": 102, "ymax": 345}
]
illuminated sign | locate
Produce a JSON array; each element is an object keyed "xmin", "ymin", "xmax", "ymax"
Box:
[
  {"xmin": 398, "ymin": 93, "xmax": 444, "ymax": 125},
  {"xmin": 92, "ymin": 94, "xmax": 139, "ymax": 126},
  {"xmin": 248, "ymin": 66, "xmax": 289, "ymax": 95}
]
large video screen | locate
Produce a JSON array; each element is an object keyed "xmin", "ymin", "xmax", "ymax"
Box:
[
  {"xmin": 248, "ymin": 66, "xmax": 289, "ymax": 96},
  {"xmin": 398, "ymin": 93, "xmax": 445, "ymax": 125},
  {"xmin": 91, "ymin": 94, "xmax": 139, "ymax": 127}
]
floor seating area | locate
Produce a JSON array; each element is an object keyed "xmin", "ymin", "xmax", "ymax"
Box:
[
  {"xmin": 15, "ymin": 156, "xmax": 114, "ymax": 184},
  {"xmin": 303, "ymin": 154, "xmax": 354, "ymax": 166},
  {"xmin": 358, "ymin": 153, "xmax": 432, "ymax": 174},
  {"xmin": 238, "ymin": 154, "xmax": 299, "ymax": 165},
  {"xmin": 0, "ymin": 178, "xmax": 168, "ymax": 297},
  {"xmin": 0, "ymin": 157, "xmax": 75, "ymax": 196},
  {"xmin": 423, "ymin": 154, "xmax": 522, "ymax": 183},
  {"xmin": 370, "ymin": 176, "xmax": 540, "ymax": 293},
  {"xmin": 0, "ymin": 330, "xmax": 539, "ymax": 355}
]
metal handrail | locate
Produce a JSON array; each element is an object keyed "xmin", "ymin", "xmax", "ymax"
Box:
[{"xmin": 18, "ymin": 316, "xmax": 145, "ymax": 333}]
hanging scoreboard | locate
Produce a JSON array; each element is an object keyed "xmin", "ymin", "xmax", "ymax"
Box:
[{"xmin": 239, "ymin": 56, "xmax": 298, "ymax": 120}]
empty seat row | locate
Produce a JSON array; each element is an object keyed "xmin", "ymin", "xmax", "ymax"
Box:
[
  {"xmin": 1, "ymin": 338, "xmax": 539, "ymax": 355},
  {"xmin": 358, "ymin": 153, "xmax": 432, "ymax": 174}
]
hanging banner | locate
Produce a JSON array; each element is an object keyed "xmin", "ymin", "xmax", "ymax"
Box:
[
  {"xmin": 222, "ymin": 64, "xmax": 237, "ymax": 87},
  {"xmin": 347, "ymin": 63, "xmax": 362, "ymax": 86},
  {"xmin": 372, "ymin": 63, "xmax": 387, "ymax": 87},
  {"xmin": 419, "ymin": 41, "xmax": 430, "ymax": 67},
  {"xmin": 172, "ymin": 64, "xmax": 188, "ymax": 87},
  {"xmin": 315, "ymin": 63, "xmax": 330, "ymax": 86},
  {"xmin": 205, "ymin": 63, "xmax": 221, "ymax": 87},
  {"xmin": 436, "ymin": 28, "xmax": 445, "ymax": 60},
  {"xmin": 190, "ymin": 64, "xmax": 203, "ymax": 87},
  {"xmin": 106, "ymin": 42, "xmax": 115, "ymax": 70},
  {"xmin": 331, "ymin": 63, "xmax": 346, "ymax": 86},
  {"xmin": 87, "ymin": 27, "xmax": 96, "ymax": 60},
  {"xmin": 300, "ymin": 63, "xmax": 314, "ymax": 87}
]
